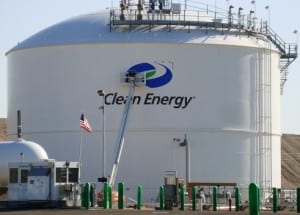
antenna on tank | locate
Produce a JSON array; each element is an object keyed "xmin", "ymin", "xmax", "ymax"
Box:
[{"xmin": 17, "ymin": 109, "xmax": 22, "ymax": 139}]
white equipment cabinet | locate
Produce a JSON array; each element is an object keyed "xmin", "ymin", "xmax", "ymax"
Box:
[{"xmin": 7, "ymin": 159, "xmax": 81, "ymax": 208}]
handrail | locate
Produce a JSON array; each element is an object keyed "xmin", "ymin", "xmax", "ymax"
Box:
[{"xmin": 265, "ymin": 24, "xmax": 298, "ymax": 58}]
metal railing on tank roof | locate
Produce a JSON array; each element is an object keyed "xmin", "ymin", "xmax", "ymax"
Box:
[{"xmin": 109, "ymin": 8, "xmax": 241, "ymax": 32}]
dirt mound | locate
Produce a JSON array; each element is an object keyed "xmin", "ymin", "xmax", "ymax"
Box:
[
  {"xmin": 0, "ymin": 118, "xmax": 6, "ymax": 141},
  {"xmin": 281, "ymin": 134, "xmax": 300, "ymax": 188}
]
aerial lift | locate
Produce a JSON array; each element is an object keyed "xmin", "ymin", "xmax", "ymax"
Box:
[{"xmin": 108, "ymin": 70, "xmax": 144, "ymax": 187}]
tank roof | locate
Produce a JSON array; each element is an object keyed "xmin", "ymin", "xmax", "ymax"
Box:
[
  {"xmin": 7, "ymin": 10, "xmax": 272, "ymax": 54},
  {"xmin": 7, "ymin": 11, "xmax": 110, "ymax": 53},
  {"xmin": 7, "ymin": 5, "xmax": 296, "ymax": 92}
]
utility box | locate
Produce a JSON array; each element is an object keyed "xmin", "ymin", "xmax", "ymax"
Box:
[
  {"xmin": 7, "ymin": 159, "xmax": 81, "ymax": 208},
  {"xmin": 164, "ymin": 171, "xmax": 184, "ymax": 209}
]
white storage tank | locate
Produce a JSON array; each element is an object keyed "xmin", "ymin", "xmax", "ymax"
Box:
[
  {"xmin": 0, "ymin": 139, "xmax": 49, "ymax": 187},
  {"xmin": 6, "ymin": 2, "xmax": 296, "ymax": 200}
]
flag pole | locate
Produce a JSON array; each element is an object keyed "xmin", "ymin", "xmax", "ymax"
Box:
[{"xmin": 79, "ymin": 128, "xmax": 83, "ymax": 182}]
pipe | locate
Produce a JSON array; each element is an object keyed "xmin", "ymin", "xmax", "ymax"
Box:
[{"xmin": 17, "ymin": 110, "xmax": 22, "ymax": 138}]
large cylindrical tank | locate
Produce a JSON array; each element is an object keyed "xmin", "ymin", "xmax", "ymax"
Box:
[
  {"xmin": 0, "ymin": 139, "xmax": 49, "ymax": 186},
  {"xmin": 6, "ymin": 9, "xmax": 281, "ymax": 199}
]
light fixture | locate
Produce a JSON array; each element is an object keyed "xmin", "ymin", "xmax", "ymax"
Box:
[{"xmin": 97, "ymin": 89, "xmax": 105, "ymax": 97}]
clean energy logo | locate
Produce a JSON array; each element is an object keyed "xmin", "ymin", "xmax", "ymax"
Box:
[
  {"xmin": 127, "ymin": 62, "xmax": 173, "ymax": 88},
  {"xmin": 104, "ymin": 61, "xmax": 195, "ymax": 109}
]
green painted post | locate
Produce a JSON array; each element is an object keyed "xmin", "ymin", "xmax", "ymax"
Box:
[
  {"xmin": 90, "ymin": 183, "xmax": 95, "ymax": 207},
  {"xmin": 297, "ymin": 188, "xmax": 300, "ymax": 213},
  {"xmin": 137, "ymin": 185, "xmax": 142, "ymax": 210},
  {"xmin": 273, "ymin": 188, "xmax": 278, "ymax": 213},
  {"xmin": 180, "ymin": 186, "xmax": 185, "ymax": 211},
  {"xmin": 235, "ymin": 186, "xmax": 240, "ymax": 212},
  {"xmin": 249, "ymin": 183, "xmax": 259, "ymax": 215},
  {"xmin": 192, "ymin": 186, "xmax": 196, "ymax": 211},
  {"xmin": 108, "ymin": 186, "xmax": 112, "ymax": 209},
  {"xmin": 103, "ymin": 182, "xmax": 108, "ymax": 209},
  {"xmin": 159, "ymin": 186, "xmax": 164, "ymax": 210},
  {"xmin": 81, "ymin": 184, "xmax": 85, "ymax": 208},
  {"xmin": 83, "ymin": 183, "xmax": 91, "ymax": 209},
  {"xmin": 213, "ymin": 186, "xmax": 217, "ymax": 211},
  {"xmin": 258, "ymin": 187, "xmax": 260, "ymax": 209},
  {"xmin": 118, "ymin": 182, "xmax": 124, "ymax": 209}
]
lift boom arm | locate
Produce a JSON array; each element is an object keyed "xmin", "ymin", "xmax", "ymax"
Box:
[{"xmin": 109, "ymin": 77, "xmax": 136, "ymax": 186}]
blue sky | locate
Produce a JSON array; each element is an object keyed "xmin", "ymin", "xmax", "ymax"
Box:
[{"xmin": 1, "ymin": 0, "xmax": 299, "ymax": 134}]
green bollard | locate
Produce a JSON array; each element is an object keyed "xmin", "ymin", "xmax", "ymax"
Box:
[
  {"xmin": 83, "ymin": 183, "xmax": 91, "ymax": 209},
  {"xmin": 297, "ymin": 188, "xmax": 300, "ymax": 213},
  {"xmin": 107, "ymin": 186, "xmax": 112, "ymax": 209},
  {"xmin": 235, "ymin": 186, "xmax": 240, "ymax": 212},
  {"xmin": 108, "ymin": 185, "xmax": 112, "ymax": 209},
  {"xmin": 137, "ymin": 185, "xmax": 142, "ymax": 210},
  {"xmin": 273, "ymin": 188, "xmax": 278, "ymax": 213},
  {"xmin": 213, "ymin": 186, "xmax": 217, "ymax": 211},
  {"xmin": 81, "ymin": 184, "xmax": 84, "ymax": 208},
  {"xmin": 118, "ymin": 182, "xmax": 124, "ymax": 209},
  {"xmin": 103, "ymin": 182, "xmax": 108, "ymax": 209},
  {"xmin": 90, "ymin": 183, "xmax": 95, "ymax": 207},
  {"xmin": 159, "ymin": 186, "xmax": 164, "ymax": 210},
  {"xmin": 192, "ymin": 186, "xmax": 196, "ymax": 211},
  {"xmin": 258, "ymin": 187, "xmax": 261, "ymax": 210},
  {"xmin": 249, "ymin": 183, "xmax": 260, "ymax": 215},
  {"xmin": 180, "ymin": 186, "xmax": 185, "ymax": 211}
]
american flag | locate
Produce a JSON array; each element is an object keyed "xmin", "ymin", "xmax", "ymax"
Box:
[{"xmin": 80, "ymin": 113, "xmax": 92, "ymax": 133}]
